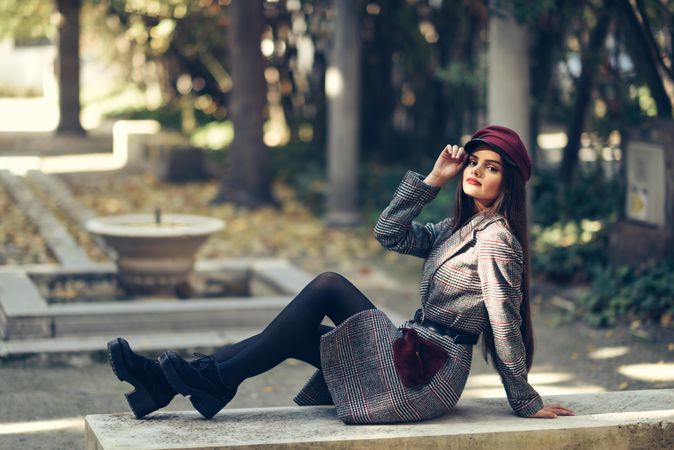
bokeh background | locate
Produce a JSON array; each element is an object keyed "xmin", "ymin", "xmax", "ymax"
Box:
[
  {"xmin": 0, "ymin": 1, "xmax": 673, "ymax": 448},
  {"xmin": 1, "ymin": 0, "xmax": 672, "ymax": 326}
]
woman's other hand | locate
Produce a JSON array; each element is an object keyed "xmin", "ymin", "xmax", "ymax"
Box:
[
  {"xmin": 423, "ymin": 145, "xmax": 467, "ymax": 187},
  {"xmin": 529, "ymin": 403, "xmax": 575, "ymax": 418}
]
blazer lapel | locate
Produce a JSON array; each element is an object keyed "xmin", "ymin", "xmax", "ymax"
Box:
[{"xmin": 420, "ymin": 213, "xmax": 503, "ymax": 304}]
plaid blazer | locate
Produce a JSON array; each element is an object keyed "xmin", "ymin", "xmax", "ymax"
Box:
[{"xmin": 293, "ymin": 171, "xmax": 543, "ymax": 423}]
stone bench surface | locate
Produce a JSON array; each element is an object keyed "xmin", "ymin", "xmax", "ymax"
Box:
[{"xmin": 85, "ymin": 389, "xmax": 674, "ymax": 450}]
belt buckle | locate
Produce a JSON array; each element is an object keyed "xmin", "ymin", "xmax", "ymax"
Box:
[
  {"xmin": 453, "ymin": 334, "xmax": 478, "ymax": 345},
  {"xmin": 426, "ymin": 324, "xmax": 441, "ymax": 335}
]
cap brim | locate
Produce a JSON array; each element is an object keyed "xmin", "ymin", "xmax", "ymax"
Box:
[{"xmin": 464, "ymin": 138, "xmax": 515, "ymax": 165}]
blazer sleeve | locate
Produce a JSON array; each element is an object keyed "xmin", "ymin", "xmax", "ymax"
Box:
[
  {"xmin": 374, "ymin": 170, "xmax": 452, "ymax": 259},
  {"xmin": 477, "ymin": 226, "xmax": 544, "ymax": 418}
]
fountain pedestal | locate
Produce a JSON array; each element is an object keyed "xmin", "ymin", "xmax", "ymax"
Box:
[{"xmin": 86, "ymin": 213, "xmax": 224, "ymax": 294}]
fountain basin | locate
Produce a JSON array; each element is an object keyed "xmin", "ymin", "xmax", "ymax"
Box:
[{"xmin": 86, "ymin": 214, "xmax": 224, "ymax": 293}]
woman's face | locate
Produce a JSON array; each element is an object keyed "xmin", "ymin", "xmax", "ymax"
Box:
[{"xmin": 462, "ymin": 147, "xmax": 504, "ymax": 212}]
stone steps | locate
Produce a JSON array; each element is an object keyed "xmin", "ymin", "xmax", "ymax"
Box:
[
  {"xmin": 47, "ymin": 296, "xmax": 293, "ymax": 337},
  {"xmin": 0, "ymin": 170, "xmax": 91, "ymax": 266},
  {"xmin": 84, "ymin": 389, "xmax": 674, "ymax": 450},
  {"xmin": 0, "ymin": 258, "xmax": 322, "ymax": 342}
]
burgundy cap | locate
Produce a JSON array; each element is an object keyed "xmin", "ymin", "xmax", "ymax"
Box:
[{"xmin": 464, "ymin": 124, "xmax": 533, "ymax": 182}]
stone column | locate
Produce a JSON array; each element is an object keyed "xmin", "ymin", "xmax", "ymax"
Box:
[
  {"xmin": 325, "ymin": 0, "xmax": 361, "ymax": 227},
  {"xmin": 487, "ymin": 3, "xmax": 530, "ymax": 152},
  {"xmin": 487, "ymin": 3, "xmax": 533, "ymax": 235}
]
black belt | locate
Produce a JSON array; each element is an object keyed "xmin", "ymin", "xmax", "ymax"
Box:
[{"xmin": 412, "ymin": 309, "xmax": 479, "ymax": 345}]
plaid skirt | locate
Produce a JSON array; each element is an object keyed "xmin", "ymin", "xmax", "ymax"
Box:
[{"xmin": 293, "ymin": 309, "xmax": 473, "ymax": 424}]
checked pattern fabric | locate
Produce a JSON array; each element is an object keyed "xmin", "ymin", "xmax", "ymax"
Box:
[{"xmin": 293, "ymin": 171, "xmax": 543, "ymax": 423}]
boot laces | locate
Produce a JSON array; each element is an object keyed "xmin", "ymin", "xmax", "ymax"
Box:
[
  {"xmin": 190, "ymin": 352, "xmax": 233, "ymax": 396},
  {"xmin": 190, "ymin": 352, "xmax": 215, "ymax": 370}
]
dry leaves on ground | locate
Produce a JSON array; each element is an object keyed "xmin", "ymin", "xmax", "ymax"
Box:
[
  {"xmin": 63, "ymin": 172, "xmax": 398, "ymax": 273},
  {"xmin": 0, "ymin": 184, "xmax": 55, "ymax": 265}
]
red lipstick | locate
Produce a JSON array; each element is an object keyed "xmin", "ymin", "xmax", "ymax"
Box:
[{"xmin": 466, "ymin": 177, "xmax": 481, "ymax": 186}]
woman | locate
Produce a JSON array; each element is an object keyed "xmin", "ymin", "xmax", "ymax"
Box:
[{"xmin": 108, "ymin": 124, "xmax": 574, "ymax": 424}]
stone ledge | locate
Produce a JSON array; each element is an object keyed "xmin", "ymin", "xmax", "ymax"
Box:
[
  {"xmin": 84, "ymin": 389, "xmax": 674, "ymax": 450},
  {"xmin": 0, "ymin": 258, "xmax": 317, "ymax": 340},
  {"xmin": 0, "ymin": 329, "xmax": 260, "ymax": 356}
]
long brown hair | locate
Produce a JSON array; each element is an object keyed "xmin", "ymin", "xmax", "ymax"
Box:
[{"xmin": 450, "ymin": 154, "xmax": 534, "ymax": 371}]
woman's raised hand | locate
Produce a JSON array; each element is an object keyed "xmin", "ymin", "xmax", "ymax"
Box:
[
  {"xmin": 423, "ymin": 145, "xmax": 468, "ymax": 187},
  {"xmin": 529, "ymin": 403, "xmax": 575, "ymax": 419}
]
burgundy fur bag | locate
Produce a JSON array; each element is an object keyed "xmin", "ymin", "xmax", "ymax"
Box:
[{"xmin": 392, "ymin": 327, "xmax": 449, "ymax": 388}]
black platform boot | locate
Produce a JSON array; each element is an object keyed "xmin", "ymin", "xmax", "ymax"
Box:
[
  {"xmin": 158, "ymin": 351, "xmax": 238, "ymax": 419},
  {"xmin": 107, "ymin": 338, "xmax": 177, "ymax": 418}
]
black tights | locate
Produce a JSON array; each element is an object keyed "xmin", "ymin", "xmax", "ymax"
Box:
[{"xmin": 211, "ymin": 272, "xmax": 376, "ymax": 388}]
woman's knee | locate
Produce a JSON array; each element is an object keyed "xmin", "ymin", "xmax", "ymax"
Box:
[{"xmin": 312, "ymin": 271, "xmax": 350, "ymax": 290}]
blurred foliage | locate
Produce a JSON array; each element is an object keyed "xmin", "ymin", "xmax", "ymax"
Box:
[
  {"xmin": 105, "ymin": 102, "xmax": 184, "ymax": 129},
  {"xmin": 0, "ymin": 0, "xmax": 54, "ymax": 42},
  {"xmin": 527, "ymin": 150, "xmax": 674, "ymax": 328},
  {"xmin": 531, "ymin": 162, "xmax": 624, "ymax": 227},
  {"xmin": 270, "ymin": 141, "xmax": 326, "ymax": 213},
  {"xmin": 270, "ymin": 149, "xmax": 459, "ymax": 227},
  {"xmin": 361, "ymin": 0, "xmax": 485, "ymax": 167},
  {"xmin": 0, "ymin": 0, "xmax": 662, "ymax": 169},
  {"xmin": 0, "ymin": 0, "xmax": 668, "ymax": 153},
  {"xmin": 0, "ymin": 84, "xmax": 43, "ymax": 97},
  {"xmin": 580, "ymin": 259, "xmax": 674, "ymax": 327},
  {"xmin": 507, "ymin": 0, "xmax": 558, "ymax": 23},
  {"xmin": 530, "ymin": 155, "xmax": 623, "ymax": 283},
  {"xmin": 359, "ymin": 164, "xmax": 459, "ymax": 226},
  {"xmin": 96, "ymin": 0, "xmax": 234, "ymax": 119},
  {"xmin": 531, "ymin": 219, "xmax": 609, "ymax": 283}
]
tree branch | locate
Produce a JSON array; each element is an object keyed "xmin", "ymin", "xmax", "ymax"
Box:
[
  {"xmin": 634, "ymin": 0, "xmax": 674, "ymax": 80},
  {"xmin": 613, "ymin": 0, "xmax": 672, "ymax": 117}
]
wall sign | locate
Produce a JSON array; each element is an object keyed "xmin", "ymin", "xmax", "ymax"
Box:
[{"xmin": 626, "ymin": 140, "xmax": 666, "ymax": 227}]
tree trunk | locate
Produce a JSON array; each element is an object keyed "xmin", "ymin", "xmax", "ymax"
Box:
[
  {"xmin": 55, "ymin": 0, "xmax": 84, "ymax": 135},
  {"xmin": 361, "ymin": 0, "xmax": 395, "ymax": 160},
  {"xmin": 212, "ymin": 0, "xmax": 275, "ymax": 207},
  {"xmin": 325, "ymin": 0, "xmax": 361, "ymax": 227},
  {"xmin": 614, "ymin": 0, "xmax": 672, "ymax": 118},
  {"xmin": 559, "ymin": 6, "xmax": 611, "ymax": 184}
]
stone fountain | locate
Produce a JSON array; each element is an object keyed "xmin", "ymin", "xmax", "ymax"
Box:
[
  {"xmin": 86, "ymin": 210, "xmax": 224, "ymax": 294},
  {"xmin": 0, "ymin": 153, "xmax": 356, "ymax": 357}
]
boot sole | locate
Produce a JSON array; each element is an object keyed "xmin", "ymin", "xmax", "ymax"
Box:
[
  {"xmin": 107, "ymin": 338, "xmax": 162, "ymax": 419},
  {"xmin": 158, "ymin": 352, "xmax": 226, "ymax": 419}
]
